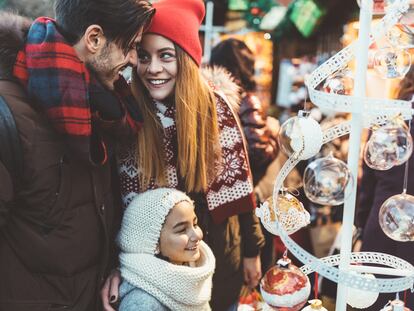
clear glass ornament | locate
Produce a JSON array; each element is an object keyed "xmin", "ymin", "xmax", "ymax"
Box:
[
  {"xmin": 303, "ymin": 153, "xmax": 353, "ymax": 206},
  {"xmin": 322, "ymin": 68, "xmax": 354, "ymax": 95},
  {"xmin": 373, "ymin": 47, "xmax": 411, "ymax": 79},
  {"xmin": 379, "ymin": 192, "xmax": 414, "ymax": 242},
  {"xmin": 260, "ymin": 256, "xmax": 310, "ymax": 311},
  {"xmin": 278, "ymin": 111, "xmax": 323, "ymax": 160},
  {"xmin": 364, "ymin": 121, "xmax": 413, "ymax": 170},
  {"xmin": 380, "ymin": 297, "xmax": 412, "ymax": 311}
]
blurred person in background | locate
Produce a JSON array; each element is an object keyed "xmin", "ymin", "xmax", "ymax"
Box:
[{"xmin": 210, "ymin": 38, "xmax": 279, "ymax": 274}]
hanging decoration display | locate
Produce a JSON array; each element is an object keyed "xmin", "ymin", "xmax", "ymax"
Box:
[
  {"xmin": 256, "ymin": 0, "xmax": 414, "ymax": 299},
  {"xmin": 260, "ymin": 256, "xmax": 310, "ymax": 311},
  {"xmin": 278, "ymin": 110, "xmax": 323, "ymax": 161},
  {"xmin": 379, "ymin": 192, "xmax": 414, "ymax": 242},
  {"xmin": 303, "ymin": 153, "xmax": 353, "ymax": 206}
]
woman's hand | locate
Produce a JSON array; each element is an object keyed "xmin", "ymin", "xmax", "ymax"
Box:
[
  {"xmin": 243, "ymin": 256, "xmax": 262, "ymax": 289},
  {"xmin": 101, "ymin": 269, "xmax": 121, "ymax": 311}
]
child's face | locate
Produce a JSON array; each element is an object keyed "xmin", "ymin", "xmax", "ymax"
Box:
[{"xmin": 159, "ymin": 201, "xmax": 203, "ymax": 265}]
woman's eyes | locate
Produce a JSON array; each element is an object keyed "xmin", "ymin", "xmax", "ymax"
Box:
[
  {"xmin": 138, "ymin": 52, "xmax": 150, "ymax": 63},
  {"xmin": 160, "ymin": 52, "xmax": 176, "ymax": 60},
  {"xmin": 137, "ymin": 51, "xmax": 175, "ymax": 63}
]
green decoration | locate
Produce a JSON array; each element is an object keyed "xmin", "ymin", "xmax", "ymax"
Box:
[
  {"xmin": 229, "ymin": 0, "xmax": 249, "ymax": 11},
  {"xmin": 289, "ymin": 0, "xmax": 325, "ymax": 37}
]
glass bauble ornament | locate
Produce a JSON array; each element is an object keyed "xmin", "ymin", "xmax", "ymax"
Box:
[
  {"xmin": 380, "ymin": 298, "xmax": 412, "ymax": 311},
  {"xmin": 364, "ymin": 121, "xmax": 413, "ymax": 170},
  {"xmin": 379, "ymin": 192, "xmax": 414, "ymax": 242},
  {"xmin": 260, "ymin": 257, "xmax": 310, "ymax": 311},
  {"xmin": 302, "ymin": 299, "xmax": 328, "ymax": 311},
  {"xmin": 303, "ymin": 153, "xmax": 353, "ymax": 206},
  {"xmin": 278, "ymin": 110, "xmax": 323, "ymax": 160},
  {"xmin": 373, "ymin": 47, "xmax": 411, "ymax": 79},
  {"xmin": 322, "ymin": 68, "xmax": 354, "ymax": 95},
  {"xmin": 263, "ymin": 191, "xmax": 310, "ymax": 235},
  {"xmin": 346, "ymin": 273, "xmax": 379, "ymax": 309}
]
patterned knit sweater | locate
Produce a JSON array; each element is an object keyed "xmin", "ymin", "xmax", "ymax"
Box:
[{"xmin": 118, "ymin": 92, "xmax": 255, "ymax": 223}]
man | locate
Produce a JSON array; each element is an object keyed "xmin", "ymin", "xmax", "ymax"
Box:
[{"xmin": 0, "ymin": 1, "xmax": 154, "ymax": 310}]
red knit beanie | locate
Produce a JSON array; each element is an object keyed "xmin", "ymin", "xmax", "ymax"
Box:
[{"xmin": 146, "ymin": 0, "xmax": 205, "ymax": 66}]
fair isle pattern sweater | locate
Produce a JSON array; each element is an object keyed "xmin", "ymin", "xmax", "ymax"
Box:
[{"xmin": 118, "ymin": 94, "xmax": 255, "ymax": 223}]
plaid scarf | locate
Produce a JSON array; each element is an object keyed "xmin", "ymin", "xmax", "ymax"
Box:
[{"xmin": 13, "ymin": 17, "xmax": 142, "ymax": 164}]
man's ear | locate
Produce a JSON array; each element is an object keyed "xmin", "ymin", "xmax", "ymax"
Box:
[{"xmin": 83, "ymin": 24, "xmax": 106, "ymax": 54}]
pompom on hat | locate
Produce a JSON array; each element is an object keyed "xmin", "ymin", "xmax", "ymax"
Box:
[
  {"xmin": 117, "ymin": 188, "xmax": 193, "ymax": 255},
  {"xmin": 146, "ymin": 0, "xmax": 205, "ymax": 66}
]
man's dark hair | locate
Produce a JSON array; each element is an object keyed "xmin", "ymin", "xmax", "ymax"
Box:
[
  {"xmin": 210, "ymin": 38, "xmax": 256, "ymax": 92},
  {"xmin": 54, "ymin": 0, "xmax": 155, "ymax": 53},
  {"xmin": 0, "ymin": 12, "xmax": 32, "ymax": 79}
]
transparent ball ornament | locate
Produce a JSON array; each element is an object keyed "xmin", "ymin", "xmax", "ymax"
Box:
[
  {"xmin": 381, "ymin": 298, "xmax": 412, "ymax": 311},
  {"xmin": 373, "ymin": 47, "xmax": 411, "ymax": 79},
  {"xmin": 322, "ymin": 68, "xmax": 354, "ymax": 95},
  {"xmin": 278, "ymin": 110, "xmax": 323, "ymax": 160},
  {"xmin": 364, "ymin": 121, "xmax": 413, "ymax": 170},
  {"xmin": 303, "ymin": 153, "xmax": 354, "ymax": 206},
  {"xmin": 379, "ymin": 192, "xmax": 414, "ymax": 242}
]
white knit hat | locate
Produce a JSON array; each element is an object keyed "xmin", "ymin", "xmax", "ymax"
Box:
[{"xmin": 117, "ymin": 188, "xmax": 193, "ymax": 255}]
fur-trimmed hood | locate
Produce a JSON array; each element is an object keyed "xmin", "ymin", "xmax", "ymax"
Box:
[
  {"xmin": 0, "ymin": 12, "xmax": 31, "ymax": 79},
  {"xmin": 201, "ymin": 65, "xmax": 241, "ymax": 113}
]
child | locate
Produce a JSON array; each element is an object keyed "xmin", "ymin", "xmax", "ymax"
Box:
[{"xmin": 117, "ymin": 188, "xmax": 215, "ymax": 310}]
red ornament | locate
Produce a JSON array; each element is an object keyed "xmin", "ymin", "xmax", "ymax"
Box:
[
  {"xmin": 250, "ymin": 7, "xmax": 261, "ymax": 15},
  {"xmin": 260, "ymin": 257, "xmax": 310, "ymax": 310}
]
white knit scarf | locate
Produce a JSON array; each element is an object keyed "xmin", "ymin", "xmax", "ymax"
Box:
[{"xmin": 119, "ymin": 241, "xmax": 215, "ymax": 311}]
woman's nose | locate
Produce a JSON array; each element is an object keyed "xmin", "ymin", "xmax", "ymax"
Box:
[{"xmin": 147, "ymin": 58, "xmax": 163, "ymax": 74}]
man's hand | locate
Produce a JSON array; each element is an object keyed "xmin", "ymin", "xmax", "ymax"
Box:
[
  {"xmin": 243, "ymin": 256, "xmax": 262, "ymax": 289},
  {"xmin": 101, "ymin": 269, "xmax": 121, "ymax": 311}
]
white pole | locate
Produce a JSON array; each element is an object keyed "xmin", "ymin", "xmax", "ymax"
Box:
[
  {"xmin": 203, "ymin": 1, "xmax": 214, "ymax": 64},
  {"xmin": 335, "ymin": 0, "xmax": 373, "ymax": 310}
]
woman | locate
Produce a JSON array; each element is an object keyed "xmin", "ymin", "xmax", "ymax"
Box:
[
  {"xmin": 117, "ymin": 188, "xmax": 215, "ymax": 310},
  {"xmin": 118, "ymin": 0, "xmax": 264, "ymax": 310}
]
